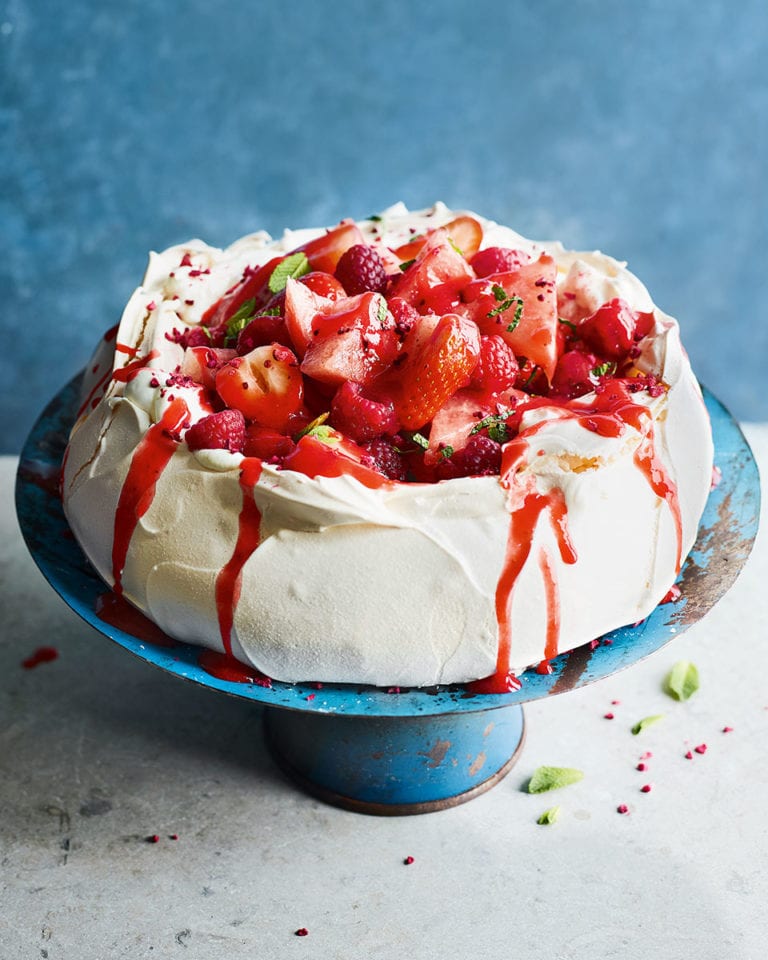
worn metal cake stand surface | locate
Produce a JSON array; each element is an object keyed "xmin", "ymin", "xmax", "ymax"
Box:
[{"xmin": 16, "ymin": 375, "xmax": 760, "ymax": 815}]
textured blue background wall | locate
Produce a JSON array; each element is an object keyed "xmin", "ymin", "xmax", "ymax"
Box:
[{"xmin": 2, "ymin": 0, "xmax": 766, "ymax": 451}]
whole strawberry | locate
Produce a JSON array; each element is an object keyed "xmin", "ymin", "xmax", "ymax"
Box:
[
  {"xmin": 185, "ymin": 409, "xmax": 246, "ymax": 453},
  {"xmin": 335, "ymin": 244, "xmax": 387, "ymax": 296}
]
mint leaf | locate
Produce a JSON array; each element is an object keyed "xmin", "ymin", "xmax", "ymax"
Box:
[
  {"xmin": 448, "ymin": 236, "xmax": 464, "ymax": 256},
  {"xmin": 368, "ymin": 214, "xmax": 383, "ymax": 222},
  {"xmin": 521, "ymin": 364, "xmax": 539, "ymax": 390},
  {"xmin": 591, "ymin": 361, "xmax": 617, "ymax": 378},
  {"xmin": 631, "ymin": 714, "xmax": 664, "ymax": 735},
  {"xmin": 411, "ymin": 432, "xmax": 429, "ymax": 451},
  {"xmin": 492, "ymin": 283, "xmax": 508, "ymax": 302},
  {"xmin": 527, "ymin": 766, "xmax": 584, "ymax": 794},
  {"xmin": 471, "ymin": 409, "xmax": 513, "ymax": 443},
  {"xmin": 664, "ymin": 661, "xmax": 700, "ymax": 702},
  {"xmin": 296, "ymin": 412, "xmax": 335, "ymax": 443},
  {"xmin": 537, "ymin": 805, "xmax": 561, "ymax": 825},
  {"xmin": 440, "ymin": 445, "xmax": 454, "ymax": 459},
  {"xmin": 268, "ymin": 252, "xmax": 310, "ymax": 294},
  {"xmin": 376, "ymin": 296, "xmax": 389, "ymax": 325},
  {"xmin": 399, "ymin": 258, "xmax": 416, "ymax": 272},
  {"xmin": 558, "ymin": 317, "xmax": 577, "ymax": 332},
  {"xmin": 487, "ymin": 291, "xmax": 524, "ymax": 323}
]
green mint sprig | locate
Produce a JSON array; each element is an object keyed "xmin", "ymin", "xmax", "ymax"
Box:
[
  {"xmin": 527, "ymin": 766, "xmax": 584, "ymax": 794},
  {"xmin": 268, "ymin": 252, "xmax": 311, "ymax": 294},
  {"xmin": 664, "ymin": 661, "xmax": 700, "ymax": 702}
]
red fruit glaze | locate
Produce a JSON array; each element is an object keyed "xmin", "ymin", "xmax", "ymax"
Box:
[
  {"xmin": 112, "ymin": 398, "xmax": 189, "ymax": 596},
  {"xmin": 215, "ymin": 459, "xmax": 263, "ymax": 657},
  {"xmin": 96, "ymin": 593, "xmax": 177, "ymax": 647},
  {"xmin": 198, "ymin": 649, "xmax": 272, "ymax": 686},
  {"xmin": 579, "ymin": 298, "xmax": 655, "ymax": 361},
  {"xmin": 186, "ymin": 409, "xmax": 246, "ymax": 453}
]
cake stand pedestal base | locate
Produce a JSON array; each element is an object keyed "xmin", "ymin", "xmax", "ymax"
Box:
[{"xmin": 263, "ymin": 703, "xmax": 526, "ymax": 815}]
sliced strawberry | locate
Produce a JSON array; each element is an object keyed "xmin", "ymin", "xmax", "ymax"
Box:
[
  {"xmin": 330, "ymin": 381, "xmax": 398, "ymax": 443},
  {"xmin": 181, "ymin": 346, "xmax": 237, "ymax": 391},
  {"xmin": 461, "ymin": 254, "xmax": 559, "ymax": 382},
  {"xmin": 282, "ymin": 432, "xmax": 390, "ymax": 488},
  {"xmin": 298, "ymin": 219, "xmax": 365, "ymax": 273},
  {"xmin": 243, "ymin": 424, "xmax": 296, "ymax": 460},
  {"xmin": 389, "ymin": 233, "xmax": 475, "ymax": 313},
  {"xmin": 284, "ymin": 278, "xmax": 335, "ymax": 358},
  {"xmin": 236, "ymin": 314, "xmax": 292, "ymax": 354},
  {"xmin": 393, "ymin": 215, "xmax": 483, "ymax": 262},
  {"xmin": 201, "ymin": 256, "xmax": 282, "ymax": 332},
  {"xmin": 299, "ymin": 271, "xmax": 347, "ymax": 301},
  {"xmin": 424, "ymin": 389, "xmax": 493, "ymax": 466},
  {"xmin": 185, "ymin": 409, "xmax": 246, "ymax": 453},
  {"xmin": 393, "ymin": 314, "xmax": 481, "ymax": 430},
  {"xmin": 215, "ymin": 343, "xmax": 304, "ymax": 430},
  {"xmin": 578, "ymin": 298, "xmax": 652, "ymax": 361},
  {"xmin": 300, "ymin": 293, "xmax": 400, "ymax": 387}
]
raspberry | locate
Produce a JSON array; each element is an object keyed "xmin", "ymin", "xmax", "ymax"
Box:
[
  {"xmin": 185, "ymin": 409, "xmax": 246, "ymax": 453},
  {"xmin": 387, "ymin": 296, "xmax": 420, "ymax": 335},
  {"xmin": 335, "ymin": 244, "xmax": 387, "ymax": 296},
  {"xmin": 361, "ymin": 438, "xmax": 406, "ymax": 481},
  {"xmin": 470, "ymin": 246, "xmax": 530, "ymax": 278},
  {"xmin": 456, "ymin": 434, "xmax": 502, "ymax": 476},
  {"xmin": 330, "ymin": 381, "xmax": 397, "ymax": 443},
  {"xmin": 471, "ymin": 335, "xmax": 519, "ymax": 394}
]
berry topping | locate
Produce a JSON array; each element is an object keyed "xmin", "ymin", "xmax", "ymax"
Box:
[
  {"xmin": 186, "ymin": 409, "xmax": 246, "ymax": 453},
  {"xmin": 387, "ymin": 296, "xmax": 420, "ymax": 334},
  {"xmin": 470, "ymin": 335, "xmax": 519, "ymax": 395},
  {"xmin": 470, "ymin": 246, "xmax": 530, "ymax": 278},
  {"xmin": 215, "ymin": 344, "xmax": 303, "ymax": 431},
  {"xmin": 361, "ymin": 438, "xmax": 407, "ymax": 480},
  {"xmin": 330, "ymin": 381, "xmax": 398, "ymax": 443},
  {"xmin": 335, "ymin": 243, "xmax": 388, "ymax": 295}
]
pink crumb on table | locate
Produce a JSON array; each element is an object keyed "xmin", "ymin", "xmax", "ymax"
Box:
[
  {"xmin": 722, "ymin": 726, "xmax": 734, "ymax": 733},
  {"xmin": 694, "ymin": 743, "xmax": 707, "ymax": 754},
  {"xmin": 640, "ymin": 784, "xmax": 652, "ymax": 793},
  {"xmin": 617, "ymin": 804, "xmax": 630, "ymax": 815},
  {"xmin": 305, "ymin": 694, "xmax": 316, "ymax": 701},
  {"xmin": 403, "ymin": 856, "xmax": 415, "ymax": 865},
  {"xmin": 640, "ymin": 751, "xmax": 653, "ymax": 760},
  {"xmin": 604, "ymin": 712, "xmax": 615, "ymax": 720},
  {"xmin": 611, "ymin": 700, "xmax": 621, "ymax": 705},
  {"xmin": 685, "ymin": 750, "xmax": 694, "ymax": 760},
  {"xmin": 636, "ymin": 762, "xmax": 647, "ymax": 771},
  {"xmin": 147, "ymin": 835, "xmax": 160, "ymax": 844},
  {"xmin": 169, "ymin": 834, "xmax": 178, "ymax": 840},
  {"xmin": 295, "ymin": 928, "xmax": 309, "ymax": 937}
]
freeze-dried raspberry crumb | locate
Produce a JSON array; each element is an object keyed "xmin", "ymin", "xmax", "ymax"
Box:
[
  {"xmin": 640, "ymin": 784, "xmax": 652, "ymax": 793},
  {"xmin": 403, "ymin": 856, "xmax": 415, "ymax": 865},
  {"xmin": 684, "ymin": 750, "xmax": 694, "ymax": 760},
  {"xmin": 636, "ymin": 762, "xmax": 647, "ymax": 772},
  {"xmin": 169, "ymin": 834, "xmax": 178, "ymax": 840},
  {"xmin": 722, "ymin": 726, "xmax": 734, "ymax": 733},
  {"xmin": 335, "ymin": 244, "xmax": 387, "ymax": 295},
  {"xmin": 147, "ymin": 834, "xmax": 160, "ymax": 844},
  {"xmin": 305, "ymin": 694, "xmax": 316, "ymax": 702},
  {"xmin": 295, "ymin": 928, "xmax": 309, "ymax": 937},
  {"xmin": 617, "ymin": 804, "xmax": 629, "ymax": 815},
  {"xmin": 694, "ymin": 743, "xmax": 707, "ymax": 755},
  {"xmin": 388, "ymin": 296, "xmax": 420, "ymax": 334},
  {"xmin": 604, "ymin": 712, "xmax": 615, "ymax": 720}
]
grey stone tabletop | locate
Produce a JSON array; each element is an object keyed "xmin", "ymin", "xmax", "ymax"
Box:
[{"xmin": 1, "ymin": 426, "xmax": 766, "ymax": 960}]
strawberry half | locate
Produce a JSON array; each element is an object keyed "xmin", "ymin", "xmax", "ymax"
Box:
[
  {"xmin": 393, "ymin": 314, "xmax": 481, "ymax": 430},
  {"xmin": 215, "ymin": 343, "xmax": 304, "ymax": 430}
]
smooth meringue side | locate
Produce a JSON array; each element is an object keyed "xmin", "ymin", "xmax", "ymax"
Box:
[{"xmin": 62, "ymin": 204, "xmax": 714, "ymax": 686}]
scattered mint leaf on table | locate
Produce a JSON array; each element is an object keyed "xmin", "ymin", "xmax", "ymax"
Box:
[
  {"xmin": 631, "ymin": 714, "xmax": 665, "ymax": 735},
  {"xmin": 537, "ymin": 806, "xmax": 561, "ymax": 825},
  {"xmin": 527, "ymin": 766, "xmax": 584, "ymax": 793},
  {"xmin": 664, "ymin": 660, "xmax": 700, "ymax": 701}
]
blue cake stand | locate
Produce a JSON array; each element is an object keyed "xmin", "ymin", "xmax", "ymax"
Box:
[{"xmin": 16, "ymin": 375, "xmax": 760, "ymax": 815}]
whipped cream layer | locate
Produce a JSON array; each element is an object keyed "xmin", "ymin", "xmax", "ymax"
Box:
[{"xmin": 63, "ymin": 204, "xmax": 714, "ymax": 686}]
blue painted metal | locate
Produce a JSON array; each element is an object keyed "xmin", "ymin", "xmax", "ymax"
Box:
[{"xmin": 15, "ymin": 374, "xmax": 760, "ymax": 811}]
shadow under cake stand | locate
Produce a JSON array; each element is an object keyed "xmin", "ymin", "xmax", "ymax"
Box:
[{"xmin": 16, "ymin": 375, "xmax": 760, "ymax": 815}]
